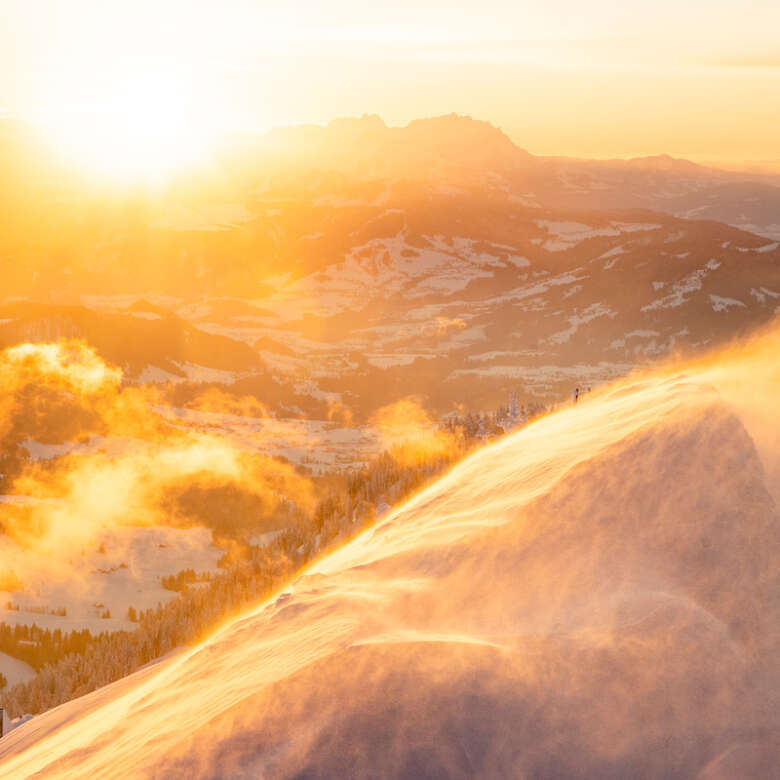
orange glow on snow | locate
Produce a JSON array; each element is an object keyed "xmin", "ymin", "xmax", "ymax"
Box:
[{"xmin": 0, "ymin": 322, "xmax": 778, "ymax": 777}]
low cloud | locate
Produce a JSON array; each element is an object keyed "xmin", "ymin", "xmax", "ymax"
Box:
[
  {"xmin": 370, "ymin": 396, "xmax": 457, "ymax": 466},
  {"xmin": 0, "ymin": 340, "xmax": 314, "ymax": 565}
]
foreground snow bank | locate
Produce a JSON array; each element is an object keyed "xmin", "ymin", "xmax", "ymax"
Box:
[{"xmin": 1, "ymin": 328, "xmax": 779, "ymax": 778}]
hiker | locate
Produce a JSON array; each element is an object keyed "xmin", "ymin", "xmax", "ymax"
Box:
[{"xmin": 573, "ymin": 387, "xmax": 579, "ymax": 404}]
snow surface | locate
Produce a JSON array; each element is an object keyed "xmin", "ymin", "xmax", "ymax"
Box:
[
  {"xmin": 19, "ymin": 436, "xmax": 137, "ymax": 461},
  {"xmin": 1, "ymin": 341, "xmax": 779, "ymax": 778},
  {"xmin": 0, "ymin": 526, "xmax": 222, "ymax": 632},
  {"xmin": 159, "ymin": 407, "xmax": 378, "ymax": 473},
  {"xmin": 0, "ymin": 350, "xmax": 780, "ymax": 778},
  {"xmin": 0, "ymin": 652, "xmax": 35, "ymax": 688},
  {"xmin": 642, "ymin": 260, "xmax": 724, "ymax": 311},
  {"xmin": 710, "ymin": 295, "xmax": 746, "ymax": 312},
  {"xmin": 547, "ymin": 302, "xmax": 616, "ymax": 344},
  {"xmin": 738, "ymin": 241, "xmax": 780, "ymax": 254},
  {"xmin": 264, "ymin": 232, "xmax": 535, "ymax": 318},
  {"xmin": 534, "ymin": 220, "xmax": 661, "ymax": 251},
  {"xmin": 134, "ymin": 363, "xmax": 250, "ymax": 386},
  {"xmin": 749, "ymin": 287, "xmax": 780, "ymax": 304},
  {"xmin": 449, "ymin": 361, "xmax": 633, "ymax": 394},
  {"xmin": 366, "ymin": 354, "xmax": 426, "ymax": 369},
  {"xmin": 135, "ymin": 365, "xmax": 184, "ymax": 385}
]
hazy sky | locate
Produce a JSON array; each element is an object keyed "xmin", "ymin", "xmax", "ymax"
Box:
[{"xmin": 2, "ymin": 0, "xmax": 780, "ymax": 162}]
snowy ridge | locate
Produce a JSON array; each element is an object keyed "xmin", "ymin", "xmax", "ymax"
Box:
[{"xmin": 1, "ymin": 334, "xmax": 778, "ymax": 778}]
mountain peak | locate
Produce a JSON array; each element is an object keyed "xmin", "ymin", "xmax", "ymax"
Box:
[
  {"xmin": 403, "ymin": 114, "xmax": 528, "ymax": 156},
  {"xmin": 625, "ymin": 153, "xmax": 703, "ymax": 172},
  {"xmin": 256, "ymin": 113, "xmax": 531, "ymax": 179},
  {"xmin": 327, "ymin": 114, "xmax": 387, "ymax": 132}
]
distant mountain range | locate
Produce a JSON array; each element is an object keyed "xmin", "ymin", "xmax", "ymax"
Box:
[
  {"xmin": 0, "ymin": 115, "xmax": 778, "ymax": 415},
  {"xmin": 237, "ymin": 114, "xmax": 780, "ymax": 240}
]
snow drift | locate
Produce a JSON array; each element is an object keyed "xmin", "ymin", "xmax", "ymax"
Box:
[{"xmin": 0, "ymin": 327, "xmax": 779, "ymax": 779}]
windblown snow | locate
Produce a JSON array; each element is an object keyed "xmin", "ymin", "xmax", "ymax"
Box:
[{"xmin": 0, "ymin": 329, "xmax": 779, "ymax": 779}]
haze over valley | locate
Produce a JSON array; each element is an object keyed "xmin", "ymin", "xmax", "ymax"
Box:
[{"xmin": 0, "ymin": 0, "xmax": 779, "ymax": 776}]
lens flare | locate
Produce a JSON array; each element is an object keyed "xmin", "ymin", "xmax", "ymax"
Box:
[{"xmin": 36, "ymin": 59, "xmax": 224, "ymax": 185}]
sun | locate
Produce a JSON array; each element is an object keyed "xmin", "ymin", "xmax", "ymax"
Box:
[{"xmin": 39, "ymin": 60, "xmax": 221, "ymax": 185}]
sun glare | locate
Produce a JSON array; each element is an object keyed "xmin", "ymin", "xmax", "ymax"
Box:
[{"xmin": 38, "ymin": 61, "xmax": 221, "ymax": 185}]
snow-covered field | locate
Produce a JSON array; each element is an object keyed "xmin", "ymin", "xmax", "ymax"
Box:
[
  {"xmin": 160, "ymin": 408, "xmax": 379, "ymax": 473},
  {"xmin": 0, "ymin": 526, "xmax": 222, "ymax": 632},
  {"xmin": 263, "ymin": 232, "xmax": 539, "ymax": 318},
  {"xmin": 0, "ymin": 652, "xmax": 35, "ymax": 688},
  {"xmin": 449, "ymin": 360, "xmax": 634, "ymax": 394},
  {"xmin": 16, "ymin": 411, "xmax": 379, "ymax": 477},
  {"xmin": 533, "ymin": 219, "xmax": 662, "ymax": 251}
]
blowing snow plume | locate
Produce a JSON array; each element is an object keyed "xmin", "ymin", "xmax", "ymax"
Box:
[
  {"xmin": 1, "ymin": 325, "xmax": 780, "ymax": 778},
  {"xmin": 0, "ymin": 340, "xmax": 314, "ymax": 564},
  {"xmin": 370, "ymin": 396, "xmax": 457, "ymax": 466}
]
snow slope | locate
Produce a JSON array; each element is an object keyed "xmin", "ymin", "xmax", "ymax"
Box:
[
  {"xmin": 0, "ymin": 333, "xmax": 779, "ymax": 778},
  {"xmin": 0, "ymin": 526, "xmax": 222, "ymax": 632},
  {"xmin": 0, "ymin": 652, "xmax": 34, "ymax": 688}
]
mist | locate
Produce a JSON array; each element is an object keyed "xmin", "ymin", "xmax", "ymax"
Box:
[
  {"xmin": 0, "ymin": 340, "xmax": 315, "ymax": 586},
  {"xmin": 0, "ymin": 323, "xmax": 777, "ymax": 777}
]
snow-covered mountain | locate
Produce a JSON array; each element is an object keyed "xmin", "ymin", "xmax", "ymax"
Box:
[
  {"xmin": 0, "ymin": 114, "xmax": 778, "ymax": 416},
  {"xmin": 1, "ymin": 333, "xmax": 778, "ymax": 778},
  {"xmin": 236, "ymin": 114, "xmax": 780, "ymax": 241}
]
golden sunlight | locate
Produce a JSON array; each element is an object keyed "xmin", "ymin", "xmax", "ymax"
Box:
[
  {"xmin": 38, "ymin": 60, "xmax": 222, "ymax": 184},
  {"xmin": 1, "ymin": 1, "xmax": 779, "ymax": 774}
]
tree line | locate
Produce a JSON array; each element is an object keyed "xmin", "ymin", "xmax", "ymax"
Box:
[
  {"xmin": 0, "ymin": 441, "xmax": 465, "ymax": 719},
  {"xmin": 0, "ymin": 624, "xmax": 100, "ymax": 678}
]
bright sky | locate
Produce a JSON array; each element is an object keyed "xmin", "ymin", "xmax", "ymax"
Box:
[{"xmin": 2, "ymin": 0, "xmax": 779, "ymax": 175}]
